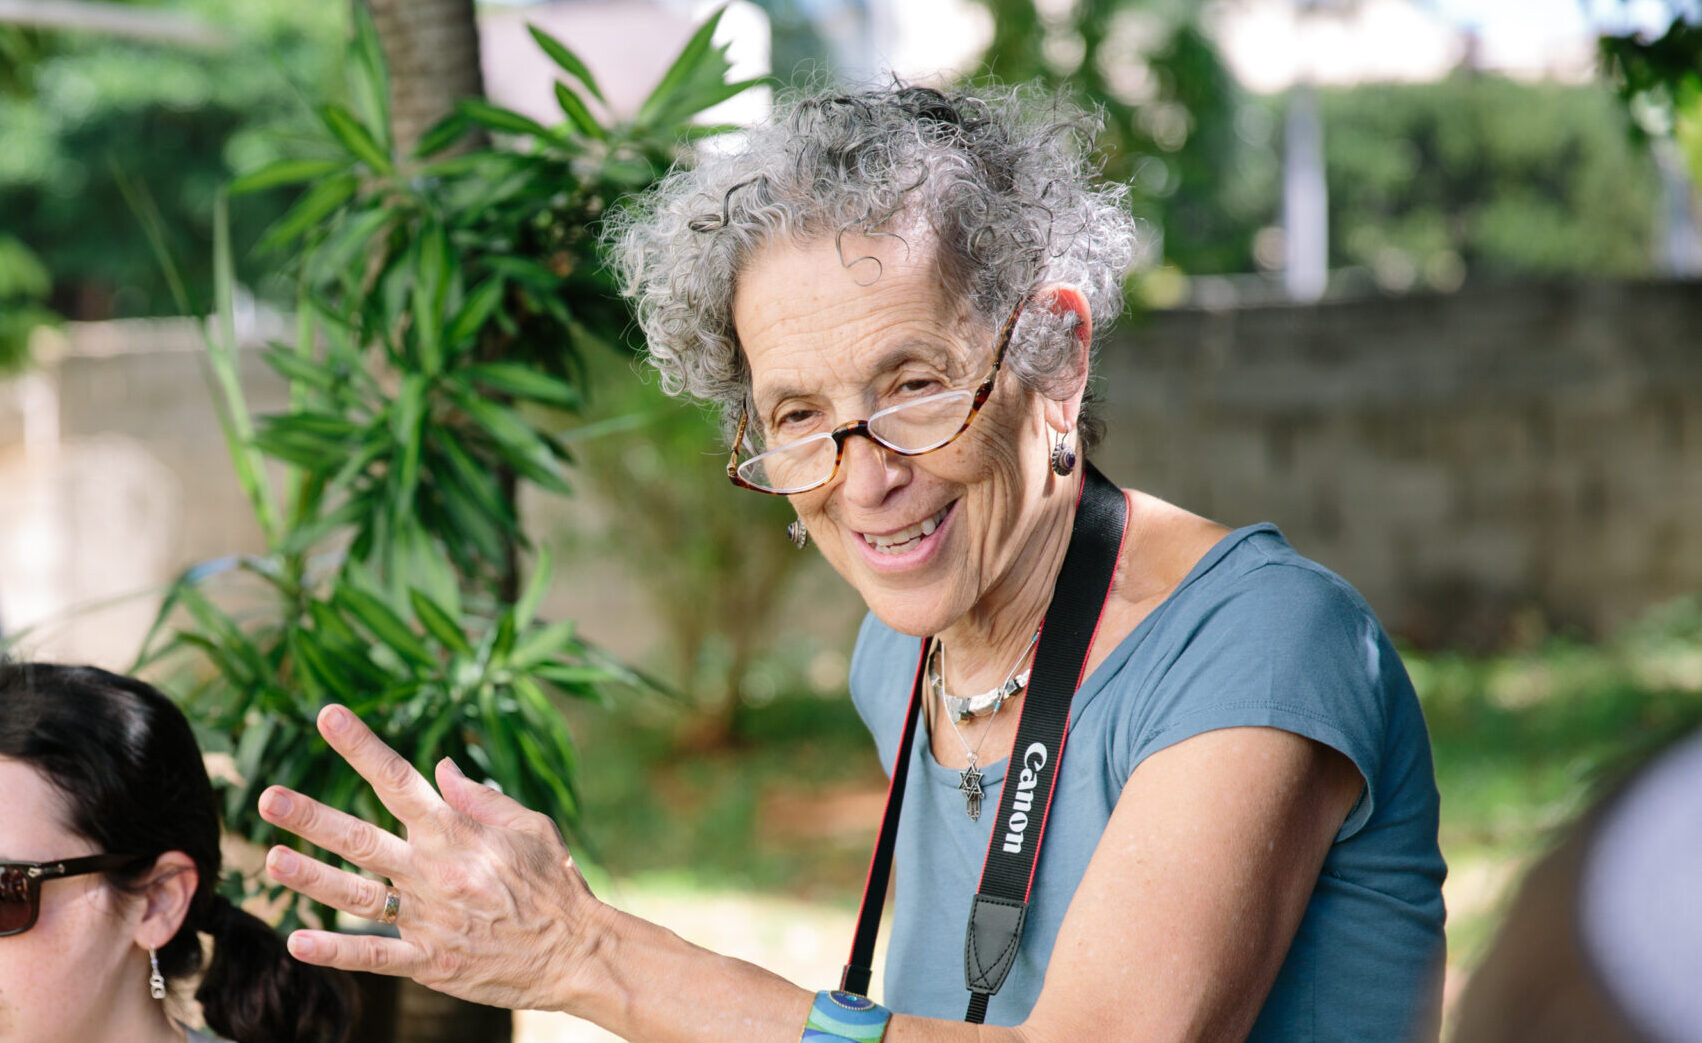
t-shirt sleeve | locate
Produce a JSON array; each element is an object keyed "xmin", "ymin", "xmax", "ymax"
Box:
[{"xmin": 1122, "ymin": 559, "xmax": 1393, "ymax": 841}]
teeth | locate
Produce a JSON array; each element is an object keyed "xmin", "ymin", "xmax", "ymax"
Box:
[{"xmin": 863, "ymin": 506, "xmax": 950, "ymax": 554}]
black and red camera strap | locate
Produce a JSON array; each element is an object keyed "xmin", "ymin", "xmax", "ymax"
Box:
[{"xmin": 839, "ymin": 462, "xmax": 1129, "ymax": 1023}]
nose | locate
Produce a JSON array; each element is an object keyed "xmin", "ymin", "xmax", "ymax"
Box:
[{"xmin": 836, "ymin": 430, "xmax": 907, "ymax": 508}]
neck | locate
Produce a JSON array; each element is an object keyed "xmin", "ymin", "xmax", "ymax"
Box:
[
  {"xmin": 79, "ymin": 964, "xmax": 185, "ymax": 1043},
  {"xmin": 937, "ymin": 470, "xmax": 1081, "ymax": 692}
]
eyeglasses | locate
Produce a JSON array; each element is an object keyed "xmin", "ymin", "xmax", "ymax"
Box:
[
  {"xmin": 0, "ymin": 853, "xmax": 146, "ymax": 937},
  {"xmin": 728, "ymin": 299, "xmax": 1026, "ymax": 495}
]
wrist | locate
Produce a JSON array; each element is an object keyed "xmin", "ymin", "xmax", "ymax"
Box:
[
  {"xmin": 551, "ymin": 892, "xmax": 625, "ymax": 1016},
  {"xmin": 802, "ymin": 991, "xmax": 892, "ymax": 1042}
]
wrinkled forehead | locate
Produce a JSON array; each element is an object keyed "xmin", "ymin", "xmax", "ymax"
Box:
[{"xmin": 732, "ymin": 232, "xmax": 985, "ymax": 405}]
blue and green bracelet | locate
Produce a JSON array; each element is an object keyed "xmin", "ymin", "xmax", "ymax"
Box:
[{"xmin": 800, "ymin": 990, "xmax": 891, "ymax": 1042}]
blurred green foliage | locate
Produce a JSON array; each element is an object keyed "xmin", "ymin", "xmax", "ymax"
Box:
[
  {"xmin": 0, "ymin": 0, "xmax": 343, "ymax": 318},
  {"xmin": 1316, "ymin": 75, "xmax": 1659, "ymax": 289},
  {"xmin": 568, "ymin": 351, "xmax": 809, "ymax": 745},
  {"xmin": 970, "ymin": 0, "xmax": 1272, "ymax": 275},
  {"xmin": 1601, "ymin": 8, "xmax": 1702, "ymax": 182},
  {"xmin": 0, "ymin": 233, "xmax": 55, "ymax": 372}
]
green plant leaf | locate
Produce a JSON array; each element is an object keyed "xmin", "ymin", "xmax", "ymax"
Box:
[
  {"xmin": 229, "ymin": 158, "xmax": 351, "ymax": 196},
  {"xmin": 452, "ymin": 388, "xmax": 573, "ymax": 496},
  {"xmin": 431, "ymin": 430, "xmax": 516, "ymax": 531},
  {"xmin": 289, "ymin": 629, "xmax": 348, "ymax": 701},
  {"xmin": 411, "ymin": 223, "xmax": 452, "ymax": 374},
  {"xmin": 510, "ymin": 620, "xmax": 580, "ymax": 670},
  {"xmin": 305, "ymin": 206, "xmax": 395, "ymax": 291},
  {"xmin": 445, "ymin": 277, "xmax": 504, "ymax": 356},
  {"xmin": 514, "ymin": 544, "xmax": 553, "ymax": 630},
  {"xmin": 334, "ymin": 586, "xmax": 437, "ymax": 671},
  {"xmin": 390, "ymin": 374, "xmax": 428, "ymax": 512},
  {"xmin": 632, "ymin": 6, "xmax": 760, "ymax": 131},
  {"xmin": 277, "ymin": 497, "xmax": 372, "ymax": 555},
  {"xmin": 260, "ymin": 346, "xmax": 336, "ymax": 392},
  {"xmin": 350, "ymin": 3, "xmax": 393, "ymax": 153},
  {"xmin": 528, "ymin": 24, "xmax": 607, "ymax": 103},
  {"xmin": 458, "ymin": 362, "xmax": 581, "ymax": 408},
  {"xmin": 554, "ymin": 81, "xmax": 606, "ymax": 141},
  {"xmin": 319, "ymin": 103, "xmax": 393, "ymax": 175},
  {"xmin": 410, "ymin": 588, "xmax": 473, "ymax": 656},
  {"xmin": 413, "ymin": 110, "xmax": 473, "ymax": 158},
  {"xmin": 259, "ymin": 174, "xmax": 359, "ymax": 253},
  {"xmin": 455, "ymin": 98, "xmax": 567, "ymax": 146}
]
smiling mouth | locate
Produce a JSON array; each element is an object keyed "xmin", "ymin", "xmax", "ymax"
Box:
[{"xmin": 861, "ymin": 504, "xmax": 953, "ymax": 555}]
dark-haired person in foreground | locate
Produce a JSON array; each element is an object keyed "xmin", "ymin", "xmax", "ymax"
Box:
[
  {"xmin": 257, "ymin": 81, "xmax": 1447, "ymax": 1043},
  {"xmin": 0, "ymin": 661, "xmax": 350, "ymax": 1043}
]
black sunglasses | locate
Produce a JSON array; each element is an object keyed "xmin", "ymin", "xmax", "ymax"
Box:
[{"xmin": 0, "ymin": 853, "xmax": 147, "ymax": 937}]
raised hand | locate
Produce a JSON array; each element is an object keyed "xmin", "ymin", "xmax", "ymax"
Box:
[{"xmin": 258, "ymin": 704, "xmax": 608, "ymax": 1012}]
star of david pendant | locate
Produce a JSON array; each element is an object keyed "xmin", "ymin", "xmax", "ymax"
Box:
[{"xmin": 958, "ymin": 764, "xmax": 985, "ymax": 821}]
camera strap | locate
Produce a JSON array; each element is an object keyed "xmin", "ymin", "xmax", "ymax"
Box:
[{"xmin": 839, "ymin": 463, "xmax": 1130, "ymax": 1024}]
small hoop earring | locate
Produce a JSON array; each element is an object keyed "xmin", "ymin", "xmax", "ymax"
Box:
[
  {"xmin": 786, "ymin": 519, "xmax": 808, "ymax": 549},
  {"xmin": 149, "ymin": 947, "xmax": 166, "ymax": 1000},
  {"xmin": 1050, "ymin": 430, "xmax": 1077, "ymax": 476}
]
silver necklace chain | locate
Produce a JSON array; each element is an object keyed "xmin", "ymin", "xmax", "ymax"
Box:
[{"xmin": 928, "ymin": 631, "xmax": 1039, "ymax": 820}]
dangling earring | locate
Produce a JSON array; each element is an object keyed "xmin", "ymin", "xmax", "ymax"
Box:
[
  {"xmin": 148, "ymin": 947, "xmax": 166, "ymax": 1000},
  {"xmin": 786, "ymin": 519, "xmax": 808, "ymax": 549},
  {"xmin": 1050, "ymin": 428, "xmax": 1077, "ymax": 476}
]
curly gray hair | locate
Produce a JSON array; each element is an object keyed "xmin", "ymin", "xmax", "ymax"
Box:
[{"xmin": 602, "ymin": 81, "xmax": 1144, "ymax": 449}]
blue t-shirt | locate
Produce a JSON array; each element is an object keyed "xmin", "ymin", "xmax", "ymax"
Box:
[{"xmin": 849, "ymin": 524, "xmax": 1447, "ymax": 1041}]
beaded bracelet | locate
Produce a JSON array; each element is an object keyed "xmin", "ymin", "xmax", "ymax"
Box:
[{"xmin": 800, "ymin": 990, "xmax": 892, "ymax": 1042}]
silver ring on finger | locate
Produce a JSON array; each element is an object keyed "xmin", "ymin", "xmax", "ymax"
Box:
[{"xmin": 379, "ymin": 886, "xmax": 400, "ymax": 926}]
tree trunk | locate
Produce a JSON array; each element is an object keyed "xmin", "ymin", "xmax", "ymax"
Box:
[
  {"xmin": 360, "ymin": 0, "xmax": 485, "ymax": 157},
  {"xmin": 348, "ymin": 10, "xmax": 512, "ymax": 1041}
]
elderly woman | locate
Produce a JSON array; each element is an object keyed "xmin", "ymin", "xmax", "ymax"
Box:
[{"xmin": 259, "ymin": 84, "xmax": 1446, "ymax": 1042}]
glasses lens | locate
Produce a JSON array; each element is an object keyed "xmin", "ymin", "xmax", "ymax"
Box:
[
  {"xmin": 0, "ymin": 867, "xmax": 34, "ymax": 934},
  {"xmin": 738, "ymin": 436, "xmax": 837, "ymax": 494},
  {"xmin": 869, "ymin": 390, "xmax": 975, "ymax": 453}
]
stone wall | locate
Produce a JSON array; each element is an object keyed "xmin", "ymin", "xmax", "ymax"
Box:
[
  {"xmin": 1094, "ymin": 278, "xmax": 1702, "ymax": 647},
  {"xmin": 2, "ymin": 278, "xmax": 1699, "ymax": 665}
]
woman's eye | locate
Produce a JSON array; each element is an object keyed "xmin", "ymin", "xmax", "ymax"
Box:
[
  {"xmin": 772, "ymin": 408, "xmax": 821, "ymax": 434},
  {"xmin": 897, "ymin": 377, "xmax": 943, "ymax": 395}
]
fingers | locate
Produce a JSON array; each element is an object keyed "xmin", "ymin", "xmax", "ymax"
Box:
[
  {"xmin": 436, "ymin": 758, "xmax": 551, "ymax": 836},
  {"xmin": 317, "ymin": 705, "xmax": 445, "ymax": 827},
  {"xmin": 286, "ymin": 928, "xmax": 420, "ymax": 977},
  {"xmin": 265, "ymin": 846, "xmax": 393, "ymax": 923},
  {"xmin": 258, "ymin": 786, "xmax": 410, "ymax": 877}
]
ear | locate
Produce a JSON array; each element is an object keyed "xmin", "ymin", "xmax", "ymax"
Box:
[
  {"xmin": 131, "ymin": 851, "xmax": 198, "ymax": 951},
  {"xmin": 1028, "ymin": 283, "xmax": 1092, "ymax": 433}
]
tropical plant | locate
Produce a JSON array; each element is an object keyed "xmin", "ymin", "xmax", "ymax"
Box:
[{"xmin": 131, "ymin": 6, "xmax": 762, "ymax": 935}]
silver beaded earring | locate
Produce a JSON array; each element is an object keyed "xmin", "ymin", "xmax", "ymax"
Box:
[
  {"xmin": 1050, "ymin": 429, "xmax": 1077, "ymax": 476},
  {"xmin": 149, "ymin": 947, "xmax": 166, "ymax": 1000},
  {"xmin": 786, "ymin": 519, "xmax": 808, "ymax": 549}
]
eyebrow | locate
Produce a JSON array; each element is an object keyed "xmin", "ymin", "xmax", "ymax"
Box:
[{"xmin": 754, "ymin": 341, "xmax": 960, "ymax": 415}]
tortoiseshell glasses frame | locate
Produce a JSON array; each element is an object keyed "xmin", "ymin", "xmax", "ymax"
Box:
[{"xmin": 726, "ymin": 298, "xmax": 1028, "ymax": 496}]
